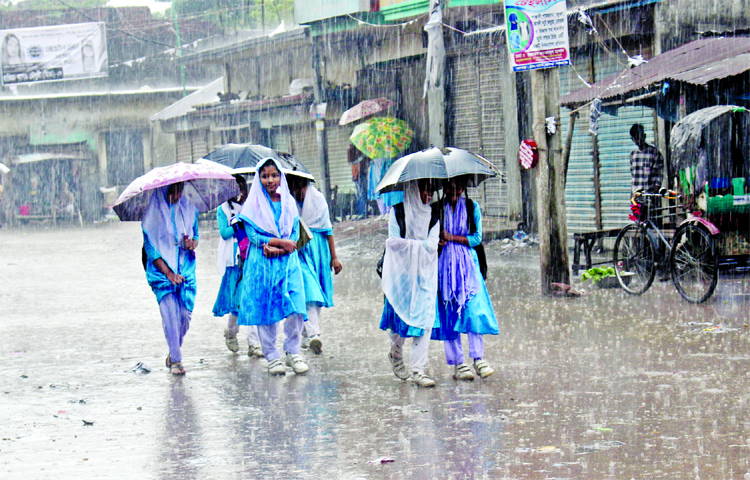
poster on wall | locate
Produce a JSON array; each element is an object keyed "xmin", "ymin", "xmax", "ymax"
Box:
[
  {"xmin": 505, "ymin": 0, "xmax": 570, "ymax": 72},
  {"xmin": 0, "ymin": 22, "xmax": 107, "ymax": 86}
]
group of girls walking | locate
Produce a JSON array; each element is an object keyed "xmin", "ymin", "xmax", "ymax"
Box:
[
  {"xmin": 142, "ymin": 158, "xmax": 341, "ymax": 376},
  {"xmin": 140, "ymin": 158, "xmax": 497, "ymax": 386},
  {"xmin": 379, "ymin": 176, "xmax": 499, "ymax": 387}
]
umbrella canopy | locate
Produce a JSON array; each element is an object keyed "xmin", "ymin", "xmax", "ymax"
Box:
[
  {"xmin": 375, "ymin": 147, "xmax": 501, "ymax": 193},
  {"xmin": 339, "ymin": 97, "xmax": 396, "ymax": 125},
  {"xmin": 375, "ymin": 148, "xmax": 448, "ymax": 193},
  {"xmin": 201, "ymin": 143, "xmax": 314, "ymax": 180},
  {"xmin": 112, "ymin": 162, "xmax": 240, "ymax": 221},
  {"xmin": 350, "ymin": 117, "xmax": 413, "ymax": 160}
]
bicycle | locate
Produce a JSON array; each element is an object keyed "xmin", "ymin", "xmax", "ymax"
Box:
[{"xmin": 613, "ymin": 189, "xmax": 682, "ymax": 295}]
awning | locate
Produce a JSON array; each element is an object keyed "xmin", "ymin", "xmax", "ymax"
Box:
[
  {"xmin": 12, "ymin": 152, "xmax": 89, "ymax": 165},
  {"xmin": 150, "ymin": 77, "xmax": 224, "ymax": 122},
  {"xmin": 561, "ymin": 37, "xmax": 750, "ymax": 107}
]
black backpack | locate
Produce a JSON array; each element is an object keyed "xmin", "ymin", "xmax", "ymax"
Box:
[{"xmin": 375, "ymin": 202, "xmax": 440, "ymax": 278}]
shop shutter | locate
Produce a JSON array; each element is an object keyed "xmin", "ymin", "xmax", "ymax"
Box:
[
  {"xmin": 477, "ymin": 50, "xmax": 507, "ymax": 217},
  {"xmin": 190, "ymin": 128, "xmax": 209, "ymax": 161},
  {"xmin": 448, "ymin": 50, "xmax": 508, "ymax": 216},
  {"xmin": 326, "ymin": 122, "xmax": 355, "ymax": 194},
  {"xmin": 290, "ymin": 122, "xmax": 321, "ymax": 182},
  {"xmin": 175, "ymin": 131, "xmax": 192, "ymax": 164}
]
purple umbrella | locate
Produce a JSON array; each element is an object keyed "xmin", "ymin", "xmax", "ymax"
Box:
[{"xmin": 112, "ymin": 162, "xmax": 240, "ymax": 221}]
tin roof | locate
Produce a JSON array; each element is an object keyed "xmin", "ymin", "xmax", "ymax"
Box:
[{"xmin": 561, "ymin": 37, "xmax": 750, "ymax": 107}]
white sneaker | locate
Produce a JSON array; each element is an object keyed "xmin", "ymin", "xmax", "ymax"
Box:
[
  {"xmin": 224, "ymin": 329, "xmax": 239, "ymax": 353},
  {"xmin": 453, "ymin": 364, "xmax": 475, "ymax": 381},
  {"xmin": 301, "ymin": 336, "xmax": 310, "ymax": 349},
  {"xmin": 267, "ymin": 358, "xmax": 286, "ymax": 376},
  {"xmin": 473, "ymin": 359, "xmax": 495, "ymax": 379},
  {"xmin": 388, "ymin": 352, "xmax": 409, "ymax": 380},
  {"xmin": 411, "ymin": 372, "xmax": 436, "ymax": 388},
  {"xmin": 248, "ymin": 345, "xmax": 264, "ymax": 358},
  {"xmin": 285, "ymin": 353, "xmax": 309, "ymax": 374},
  {"xmin": 309, "ymin": 336, "xmax": 322, "ymax": 355}
]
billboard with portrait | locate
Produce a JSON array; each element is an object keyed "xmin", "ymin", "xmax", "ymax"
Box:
[{"xmin": 0, "ymin": 22, "xmax": 107, "ymax": 86}]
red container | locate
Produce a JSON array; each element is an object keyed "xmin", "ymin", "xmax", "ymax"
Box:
[{"xmin": 19, "ymin": 205, "xmax": 29, "ymax": 216}]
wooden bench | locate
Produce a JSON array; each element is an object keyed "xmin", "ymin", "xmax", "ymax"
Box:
[{"xmin": 572, "ymin": 228, "xmax": 622, "ymax": 275}]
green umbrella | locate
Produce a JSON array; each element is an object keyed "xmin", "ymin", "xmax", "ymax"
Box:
[{"xmin": 350, "ymin": 116, "xmax": 413, "ymax": 159}]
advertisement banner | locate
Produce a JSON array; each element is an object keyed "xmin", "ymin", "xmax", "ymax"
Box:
[
  {"xmin": 0, "ymin": 22, "xmax": 107, "ymax": 86},
  {"xmin": 505, "ymin": 0, "xmax": 570, "ymax": 72}
]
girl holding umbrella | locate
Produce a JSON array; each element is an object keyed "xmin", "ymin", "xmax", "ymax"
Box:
[
  {"xmin": 213, "ymin": 174, "xmax": 264, "ymax": 359},
  {"xmin": 141, "ymin": 182, "xmax": 199, "ymax": 375},
  {"xmin": 432, "ymin": 176, "xmax": 498, "ymax": 381},
  {"xmin": 236, "ymin": 158, "xmax": 309, "ymax": 376},
  {"xmin": 379, "ymin": 179, "xmax": 441, "ymax": 388}
]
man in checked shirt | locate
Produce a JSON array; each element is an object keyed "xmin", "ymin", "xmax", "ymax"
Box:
[
  {"xmin": 630, "ymin": 123, "xmax": 667, "ymax": 278},
  {"xmin": 630, "ymin": 123, "xmax": 664, "ymax": 208}
]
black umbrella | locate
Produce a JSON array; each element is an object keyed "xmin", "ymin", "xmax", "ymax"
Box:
[{"xmin": 201, "ymin": 143, "xmax": 314, "ymax": 180}]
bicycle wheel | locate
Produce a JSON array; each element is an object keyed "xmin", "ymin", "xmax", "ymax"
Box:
[
  {"xmin": 670, "ymin": 223, "xmax": 718, "ymax": 303},
  {"xmin": 613, "ymin": 223, "xmax": 656, "ymax": 295}
]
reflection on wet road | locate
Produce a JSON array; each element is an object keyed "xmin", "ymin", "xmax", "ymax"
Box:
[{"xmin": 2, "ymin": 221, "xmax": 750, "ymax": 478}]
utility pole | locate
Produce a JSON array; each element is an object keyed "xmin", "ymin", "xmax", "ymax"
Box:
[
  {"xmin": 531, "ymin": 67, "xmax": 569, "ymax": 294},
  {"xmin": 312, "ymin": 37, "xmax": 331, "ymax": 202},
  {"xmin": 172, "ymin": 0, "xmax": 186, "ymax": 97}
]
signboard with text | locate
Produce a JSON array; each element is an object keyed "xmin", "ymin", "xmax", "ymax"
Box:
[
  {"xmin": 0, "ymin": 22, "xmax": 107, "ymax": 86},
  {"xmin": 505, "ymin": 0, "xmax": 570, "ymax": 72}
]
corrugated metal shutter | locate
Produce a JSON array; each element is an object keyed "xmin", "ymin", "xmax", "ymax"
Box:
[
  {"xmin": 176, "ymin": 131, "xmax": 191, "ymax": 164},
  {"xmin": 289, "ymin": 123, "xmax": 321, "ymax": 182},
  {"xmin": 326, "ymin": 122, "xmax": 355, "ymax": 194},
  {"xmin": 598, "ymin": 106, "xmax": 655, "ymax": 230},
  {"xmin": 448, "ymin": 50, "xmax": 508, "ymax": 216},
  {"xmin": 560, "ymin": 49, "xmax": 656, "ymax": 234},
  {"xmin": 190, "ymin": 129, "xmax": 209, "ymax": 161},
  {"xmin": 477, "ymin": 50, "xmax": 507, "ymax": 217}
]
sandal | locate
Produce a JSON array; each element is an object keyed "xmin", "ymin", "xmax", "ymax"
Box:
[
  {"xmin": 166, "ymin": 354, "xmax": 171, "ymax": 368},
  {"xmin": 170, "ymin": 362, "xmax": 186, "ymax": 375}
]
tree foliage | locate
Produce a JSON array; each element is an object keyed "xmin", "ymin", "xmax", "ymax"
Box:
[
  {"xmin": 170, "ymin": 0, "xmax": 293, "ymax": 31},
  {"xmin": 0, "ymin": 0, "xmax": 107, "ymax": 9}
]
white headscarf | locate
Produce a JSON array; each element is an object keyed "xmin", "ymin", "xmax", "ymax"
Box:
[
  {"xmin": 141, "ymin": 186, "xmax": 198, "ymax": 274},
  {"xmin": 381, "ymin": 180, "xmax": 438, "ymax": 330},
  {"xmin": 402, "ymin": 181, "xmax": 432, "ymax": 240},
  {"xmin": 299, "ymin": 183, "xmax": 332, "ymax": 231},
  {"xmin": 239, "ymin": 158, "xmax": 298, "ymax": 239}
]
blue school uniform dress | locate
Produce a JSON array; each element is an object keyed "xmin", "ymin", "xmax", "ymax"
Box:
[
  {"xmin": 237, "ymin": 199, "xmax": 307, "ymax": 326},
  {"xmin": 431, "ymin": 200, "xmax": 499, "ymax": 341},
  {"xmin": 142, "ymin": 196, "xmax": 198, "ymax": 312},
  {"xmin": 379, "ymin": 205, "xmax": 440, "ymax": 338},
  {"xmin": 212, "ymin": 204, "xmax": 243, "ymax": 317},
  {"xmin": 298, "ymin": 228, "xmax": 334, "ymax": 307}
]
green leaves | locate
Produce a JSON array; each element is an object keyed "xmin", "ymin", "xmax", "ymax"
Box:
[{"xmin": 581, "ymin": 267, "xmax": 615, "ymax": 284}]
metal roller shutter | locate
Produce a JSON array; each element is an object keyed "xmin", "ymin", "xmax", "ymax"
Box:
[
  {"xmin": 326, "ymin": 122, "xmax": 355, "ymax": 194},
  {"xmin": 289, "ymin": 123, "xmax": 321, "ymax": 182},
  {"xmin": 175, "ymin": 131, "xmax": 192, "ymax": 164},
  {"xmin": 448, "ymin": 50, "xmax": 508, "ymax": 216},
  {"xmin": 477, "ymin": 50, "xmax": 507, "ymax": 217},
  {"xmin": 190, "ymin": 129, "xmax": 209, "ymax": 161},
  {"xmin": 561, "ymin": 49, "xmax": 656, "ymax": 234},
  {"xmin": 598, "ymin": 106, "xmax": 655, "ymax": 230}
]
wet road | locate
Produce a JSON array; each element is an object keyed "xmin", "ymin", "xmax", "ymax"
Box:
[{"xmin": 3, "ymin": 220, "xmax": 750, "ymax": 479}]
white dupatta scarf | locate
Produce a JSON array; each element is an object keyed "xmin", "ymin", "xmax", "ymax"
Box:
[
  {"xmin": 381, "ymin": 181, "xmax": 438, "ymax": 330},
  {"xmin": 299, "ymin": 184, "xmax": 332, "ymax": 231},
  {"xmin": 239, "ymin": 158, "xmax": 298, "ymax": 239}
]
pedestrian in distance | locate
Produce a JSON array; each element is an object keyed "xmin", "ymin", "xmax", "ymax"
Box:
[
  {"xmin": 236, "ymin": 158, "xmax": 309, "ymax": 376},
  {"xmin": 432, "ymin": 176, "xmax": 498, "ymax": 381},
  {"xmin": 288, "ymin": 175, "xmax": 343, "ymax": 355},
  {"xmin": 214, "ymin": 174, "xmax": 264, "ymax": 359},
  {"xmin": 380, "ymin": 179, "xmax": 440, "ymax": 388},
  {"xmin": 141, "ymin": 182, "xmax": 199, "ymax": 375}
]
